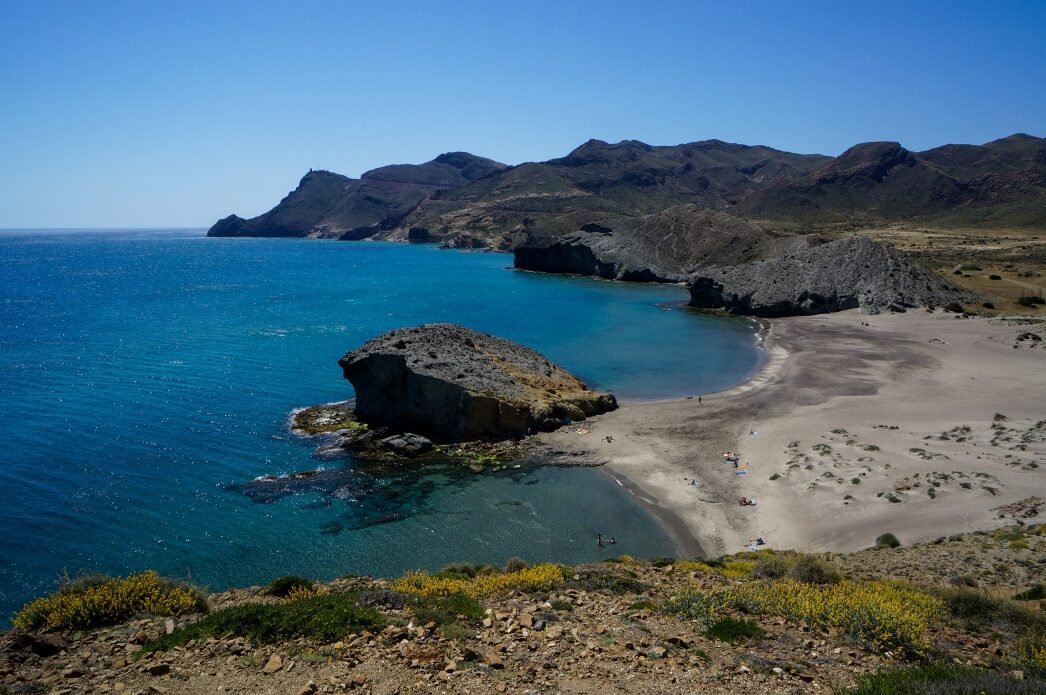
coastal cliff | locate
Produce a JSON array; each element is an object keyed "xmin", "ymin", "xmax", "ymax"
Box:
[
  {"xmin": 686, "ymin": 235, "xmax": 977, "ymax": 316},
  {"xmin": 513, "ymin": 205, "xmax": 816, "ymax": 282},
  {"xmin": 338, "ymin": 324, "xmax": 616, "ymax": 442},
  {"xmin": 206, "ymin": 153, "xmax": 507, "ymax": 239}
]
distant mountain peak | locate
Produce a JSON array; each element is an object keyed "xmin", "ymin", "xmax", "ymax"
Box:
[{"xmin": 813, "ymin": 142, "xmax": 916, "ymax": 185}]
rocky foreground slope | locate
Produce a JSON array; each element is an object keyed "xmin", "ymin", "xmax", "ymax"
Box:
[
  {"xmin": 687, "ymin": 235, "xmax": 978, "ymax": 316},
  {"xmin": 338, "ymin": 324, "xmax": 616, "ymax": 442},
  {"xmin": 2, "ymin": 526, "xmax": 1043, "ymax": 695}
]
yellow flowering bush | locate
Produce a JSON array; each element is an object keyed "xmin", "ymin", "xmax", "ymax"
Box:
[
  {"xmin": 392, "ymin": 563, "xmax": 565, "ymax": 598},
  {"xmin": 666, "ymin": 578, "xmax": 942, "ymax": 659},
  {"xmin": 13, "ymin": 571, "xmax": 206, "ymax": 632},
  {"xmin": 675, "ymin": 560, "xmax": 716, "ymax": 573},
  {"xmin": 1017, "ymin": 630, "xmax": 1046, "ymax": 676},
  {"xmin": 283, "ymin": 585, "xmax": 320, "ymax": 603},
  {"xmin": 720, "ymin": 560, "xmax": 755, "ymax": 579}
]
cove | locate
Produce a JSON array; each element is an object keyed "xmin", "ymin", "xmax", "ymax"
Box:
[{"xmin": 0, "ymin": 230, "xmax": 762, "ymax": 623}]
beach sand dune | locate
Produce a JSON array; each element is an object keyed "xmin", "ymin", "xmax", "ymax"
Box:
[{"xmin": 535, "ymin": 310, "xmax": 1045, "ymax": 556}]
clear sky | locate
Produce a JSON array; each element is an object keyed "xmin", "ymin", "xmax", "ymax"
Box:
[{"xmin": 1, "ymin": 0, "xmax": 1043, "ymax": 228}]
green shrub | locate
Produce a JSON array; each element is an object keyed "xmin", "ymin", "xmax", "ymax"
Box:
[
  {"xmin": 989, "ymin": 274, "xmax": 1002, "ymax": 280},
  {"xmin": 263, "ymin": 575, "xmax": 314, "ymax": 598},
  {"xmin": 409, "ymin": 591, "xmax": 484, "ymax": 626},
  {"xmin": 751, "ymin": 555, "xmax": 790, "ymax": 580},
  {"xmin": 440, "ymin": 622, "xmax": 473, "ymax": 642},
  {"xmin": 943, "ymin": 302, "xmax": 964, "ymax": 313},
  {"xmin": 752, "ymin": 553, "xmax": 840, "ymax": 584},
  {"xmin": 504, "ymin": 557, "xmax": 527, "ymax": 573},
  {"xmin": 932, "ymin": 586, "xmax": 1046, "ymax": 632},
  {"xmin": 876, "ymin": 533, "xmax": 901, "ymax": 549},
  {"xmin": 13, "ymin": 571, "xmax": 207, "ymax": 632},
  {"xmin": 958, "ymin": 263, "xmax": 982, "ymax": 271},
  {"xmin": 1014, "ymin": 584, "xmax": 1046, "ymax": 601},
  {"xmin": 143, "ymin": 592, "xmax": 386, "ymax": 652},
  {"xmin": 437, "ymin": 563, "xmax": 480, "ymax": 579},
  {"xmin": 948, "ymin": 575, "xmax": 978, "ymax": 588},
  {"xmin": 840, "ymin": 663, "xmax": 1044, "ymax": 694},
  {"xmin": 704, "ymin": 616, "xmax": 763, "ymax": 644},
  {"xmin": 1017, "ymin": 295, "xmax": 1045, "ymax": 307},
  {"xmin": 566, "ymin": 569, "xmax": 647, "ymax": 595},
  {"xmin": 789, "ymin": 555, "xmax": 842, "ymax": 584}
]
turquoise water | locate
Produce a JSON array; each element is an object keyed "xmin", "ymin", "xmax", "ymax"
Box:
[{"xmin": 0, "ymin": 230, "xmax": 761, "ymax": 624}]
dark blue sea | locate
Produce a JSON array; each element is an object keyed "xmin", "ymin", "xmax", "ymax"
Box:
[{"xmin": 0, "ymin": 229, "xmax": 762, "ymax": 624}]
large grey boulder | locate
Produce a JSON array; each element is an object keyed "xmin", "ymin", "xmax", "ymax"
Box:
[
  {"xmin": 688, "ymin": 235, "xmax": 976, "ymax": 317},
  {"xmin": 338, "ymin": 324, "xmax": 616, "ymax": 441}
]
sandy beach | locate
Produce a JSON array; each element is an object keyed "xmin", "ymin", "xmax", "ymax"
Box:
[{"xmin": 535, "ymin": 309, "xmax": 1046, "ymax": 557}]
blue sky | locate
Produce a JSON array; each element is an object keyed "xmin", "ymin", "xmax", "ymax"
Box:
[{"xmin": 1, "ymin": 0, "xmax": 1043, "ymax": 228}]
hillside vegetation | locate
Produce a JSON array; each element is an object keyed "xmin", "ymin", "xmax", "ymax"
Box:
[{"xmin": 2, "ymin": 525, "xmax": 1044, "ymax": 694}]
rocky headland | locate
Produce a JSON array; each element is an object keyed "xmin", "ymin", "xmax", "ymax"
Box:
[
  {"xmin": 208, "ymin": 153, "xmax": 507, "ymax": 239},
  {"xmin": 206, "ymin": 133, "xmax": 1046, "ymax": 318},
  {"xmin": 687, "ymin": 235, "xmax": 977, "ymax": 316},
  {"xmin": 513, "ymin": 204, "xmax": 816, "ymax": 282}
]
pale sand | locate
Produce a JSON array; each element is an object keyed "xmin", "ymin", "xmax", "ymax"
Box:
[{"xmin": 534, "ymin": 310, "xmax": 1045, "ymax": 557}]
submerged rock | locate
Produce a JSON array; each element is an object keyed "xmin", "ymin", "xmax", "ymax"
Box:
[
  {"xmin": 338, "ymin": 324, "xmax": 616, "ymax": 441},
  {"xmin": 687, "ymin": 235, "xmax": 977, "ymax": 317}
]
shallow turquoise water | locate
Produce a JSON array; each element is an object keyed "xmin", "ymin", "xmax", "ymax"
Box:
[{"xmin": 0, "ymin": 230, "xmax": 761, "ymax": 623}]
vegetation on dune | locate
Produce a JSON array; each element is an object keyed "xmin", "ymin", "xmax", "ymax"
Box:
[
  {"xmin": 12, "ymin": 571, "xmax": 206, "ymax": 632},
  {"xmin": 143, "ymin": 592, "xmax": 386, "ymax": 653},
  {"xmin": 876, "ymin": 533, "xmax": 902, "ymax": 549},
  {"xmin": 391, "ymin": 563, "xmax": 565, "ymax": 598}
]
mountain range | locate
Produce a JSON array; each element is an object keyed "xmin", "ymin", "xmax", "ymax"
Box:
[{"xmin": 208, "ymin": 133, "xmax": 1045, "ymax": 245}]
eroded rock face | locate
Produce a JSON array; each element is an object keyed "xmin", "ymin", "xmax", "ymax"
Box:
[
  {"xmin": 687, "ymin": 235, "xmax": 977, "ymax": 317},
  {"xmin": 514, "ymin": 205, "xmax": 816, "ymax": 282},
  {"xmin": 338, "ymin": 324, "xmax": 616, "ymax": 441}
]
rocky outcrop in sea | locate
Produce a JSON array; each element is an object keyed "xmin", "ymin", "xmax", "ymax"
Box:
[
  {"xmin": 338, "ymin": 324, "xmax": 616, "ymax": 442},
  {"xmin": 687, "ymin": 235, "xmax": 978, "ymax": 316}
]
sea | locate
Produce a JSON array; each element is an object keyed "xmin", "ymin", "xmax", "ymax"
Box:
[{"xmin": 0, "ymin": 229, "xmax": 763, "ymax": 624}]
